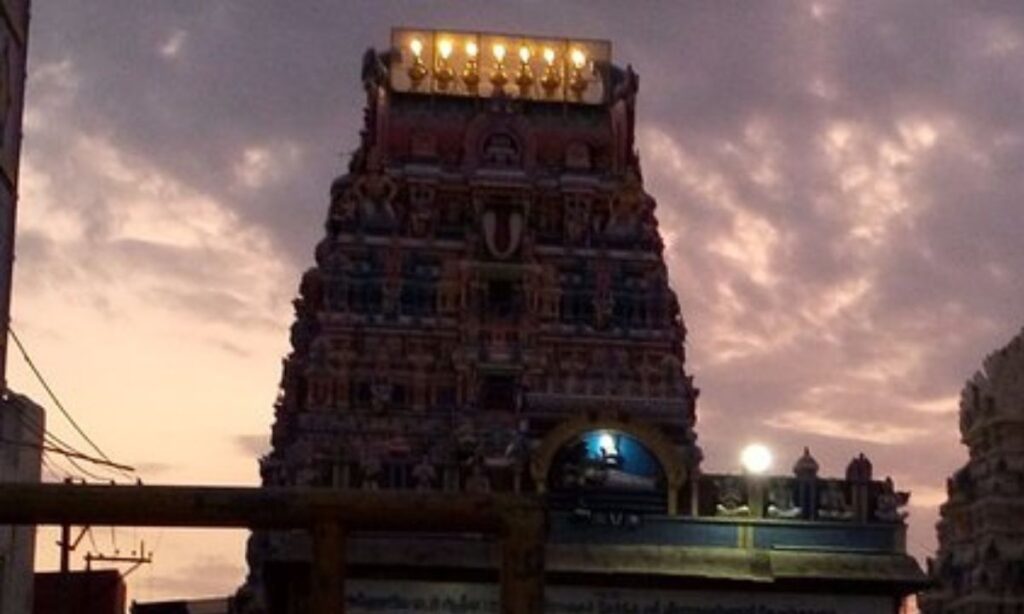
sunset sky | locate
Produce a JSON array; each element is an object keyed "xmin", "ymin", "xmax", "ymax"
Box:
[{"xmin": 10, "ymin": 0, "xmax": 1024, "ymax": 603}]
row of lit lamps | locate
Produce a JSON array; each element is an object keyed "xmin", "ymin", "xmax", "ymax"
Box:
[{"xmin": 406, "ymin": 37, "xmax": 591, "ymax": 98}]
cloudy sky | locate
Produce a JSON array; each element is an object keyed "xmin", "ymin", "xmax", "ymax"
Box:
[{"xmin": 10, "ymin": 0, "xmax": 1024, "ymax": 603}]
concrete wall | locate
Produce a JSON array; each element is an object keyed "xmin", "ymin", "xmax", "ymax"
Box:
[
  {"xmin": 0, "ymin": 0, "xmax": 34, "ymax": 608},
  {"xmin": 0, "ymin": 0, "xmax": 29, "ymax": 387},
  {"xmin": 0, "ymin": 393, "xmax": 43, "ymax": 614}
]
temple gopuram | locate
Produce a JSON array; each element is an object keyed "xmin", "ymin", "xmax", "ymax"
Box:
[
  {"xmin": 920, "ymin": 328, "xmax": 1024, "ymax": 613},
  {"xmin": 236, "ymin": 28, "xmax": 926, "ymax": 614}
]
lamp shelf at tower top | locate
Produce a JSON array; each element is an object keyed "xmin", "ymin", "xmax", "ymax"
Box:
[{"xmin": 389, "ymin": 27, "xmax": 612, "ymax": 104}]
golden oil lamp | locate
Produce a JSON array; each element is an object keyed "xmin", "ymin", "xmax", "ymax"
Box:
[
  {"xmin": 540, "ymin": 47, "xmax": 561, "ymax": 97},
  {"xmin": 461, "ymin": 40, "xmax": 480, "ymax": 93},
  {"xmin": 515, "ymin": 45, "xmax": 535, "ymax": 96}
]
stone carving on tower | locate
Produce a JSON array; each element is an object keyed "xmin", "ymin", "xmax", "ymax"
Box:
[
  {"xmin": 920, "ymin": 327, "xmax": 1024, "ymax": 613},
  {"xmin": 237, "ymin": 29, "xmax": 700, "ymax": 611}
]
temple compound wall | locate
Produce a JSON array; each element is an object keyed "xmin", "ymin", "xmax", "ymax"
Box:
[{"xmin": 237, "ymin": 28, "xmax": 925, "ymax": 614}]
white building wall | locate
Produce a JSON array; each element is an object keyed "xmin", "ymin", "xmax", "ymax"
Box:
[{"xmin": 0, "ymin": 393, "xmax": 43, "ymax": 614}]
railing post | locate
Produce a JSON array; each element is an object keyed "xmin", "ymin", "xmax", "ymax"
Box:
[{"xmin": 311, "ymin": 520, "xmax": 345, "ymax": 614}]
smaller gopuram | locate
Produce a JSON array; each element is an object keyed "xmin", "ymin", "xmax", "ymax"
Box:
[
  {"xmin": 237, "ymin": 28, "xmax": 926, "ymax": 613},
  {"xmin": 920, "ymin": 328, "xmax": 1024, "ymax": 613}
]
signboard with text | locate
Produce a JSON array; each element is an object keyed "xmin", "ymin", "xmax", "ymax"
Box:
[{"xmin": 347, "ymin": 580, "xmax": 893, "ymax": 614}]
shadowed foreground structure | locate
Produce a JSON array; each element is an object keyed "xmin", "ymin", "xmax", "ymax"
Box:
[{"xmin": 0, "ymin": 483, "xmax": 546, "ymax": 614}]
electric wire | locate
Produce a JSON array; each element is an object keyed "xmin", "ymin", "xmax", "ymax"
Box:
[
  {"xmin": 86, "ymin": 526, "xmax": 98, "ymax": 553},
  {"xmin": 64, "ymin": 454, "xmax": 112, "ymax": 483},
  {"xmin": 15, "ymin": 406, "xmax": 101, "ymax": 468},
  {"xmin": 40, "ymin": 452, "xmax": 69, "ymax": 481},
  {"xmin": 0, "ymin": 436, "xmax": 135, "ymax": 472},
  {"xmin": 7, "ymin": 325, "xmax": 134, "ymax": 480},
  {"xmin": 12, "ymin": 397, "xmax": 127, "ymax": 484},
  {"xmin": 5, "ymin": 328, "xmax": 161, "ymax": 570}
]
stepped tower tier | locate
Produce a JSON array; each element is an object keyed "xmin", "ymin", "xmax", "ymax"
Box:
[
  {"xmin": 921, "ymin": 327, "xmax": 1024, "ymax": 613},
  {"xmin": 242, "ymin": 30, "xmax": 699, "ymax": 609},
  {"xmin": 260, "ymin": 30, "xmax": 699, "ymax": 502}
]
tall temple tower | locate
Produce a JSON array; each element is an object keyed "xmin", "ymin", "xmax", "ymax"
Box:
[
  {"xmin": 239, "ymin": 28, "xmax": 924, "ymax": 613},
  {"xmin": 920, "ymin": 328, "xmax": 1024, "ymax": 613},
  {"xmin": 260, "ymin": 30, "xmax": 700, "ymax": 508},
  {"xmin": 243, "ymin": 27, "xmax": 699, "ymax": 609}
]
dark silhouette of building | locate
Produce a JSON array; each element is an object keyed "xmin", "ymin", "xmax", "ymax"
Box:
[
  {"xmin": 0, "ymin": 6, "xmax": 39, "ymax": 614},
  {"xmin": 33, "ymin": 570, "xmax": 125, "ymax": 614},
  {"xmin": 920, "ymin": 328, "xmax": 1024, "ymax": 613}
]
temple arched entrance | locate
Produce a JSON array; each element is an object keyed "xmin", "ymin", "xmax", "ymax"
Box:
[{"xmin": 530, "ymin": 414, "xmax": 687, "ymax": 515}]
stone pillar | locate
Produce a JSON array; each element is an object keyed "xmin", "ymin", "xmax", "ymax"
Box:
[
  {"xmin": 500, "ymin": 507, "xmax": 545, "ymax": 614},
  {"xmin": 310, "ymin": 521, "xmax": 345, "ymax": 614}
]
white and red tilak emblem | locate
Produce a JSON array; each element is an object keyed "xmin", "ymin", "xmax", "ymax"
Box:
[{"xmin": 482, "ymin": 205, "xmax": 524, "ymax": 259}]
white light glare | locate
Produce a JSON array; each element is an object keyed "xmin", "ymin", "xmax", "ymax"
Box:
[
  {"xmin": 570, "ymin": 48, "xmax": 586, "ymax": 69},
  {"xmin": 740, "ymin": 443, "xmax": 772, "ymax": 474},
  {"xmin": 493, "ymin": 43, "xmax": 507, "ymax": 62},
  {"xmin": 438, "ymin": 39, "xmax": 453, "ymax": 59},
  {"xmin": 409, "ymin": 38, "xmax": 424, "ymax": 58},
  {"xmin": 597, "ymin": 432, "xmax": 617, "ymax": 456}
]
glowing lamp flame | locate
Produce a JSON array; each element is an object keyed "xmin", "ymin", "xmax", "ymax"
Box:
[
  {"xmin": 740, "ymin": 444, "xmax": 772, "ymax": 474},
  {"xmin": 466, "ymin": 40, "xmax": 479, "ymax": 58},
  {"xmin": 493, "ymin": 43, "xmax": 507, "ymax": 62},
  {"xmin": 543, "ymin": 47, "xmax": 556, "ymax": 65},
  {"xmin": 570, "ymin": 48, "xmax": 586, "ymax": 69},
  {"xmin": 438, "ymin": 39, "xmax": 453, "ymax": 59},
  {"xmin": 518, "ymin": 46, "xmax": 531, "ymax": 63},
  {"xmin": 410, "ymin": 38, "xmax": 424, "ymax": 58}
]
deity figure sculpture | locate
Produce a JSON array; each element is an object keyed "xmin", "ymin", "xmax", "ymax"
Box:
[
  {"xmin": 715, "ymin": 477, "xmax": 750, "ymax": 517},
  {"xmin": 563, "ymin": 196, "xmax": 590, "ymax": 245},
  {"xmin": 329, "ymin": 185, "xmax": 359, "ymax": 226},
  {"xmin": 767, "ymin": 480, "xmax": 802, "ymax": 519},
  {"xmin": 605, "ymin": 169, "xmax": 644, "ymax": 240},
  {"xmin": 370, "ymin": 377, "xmax": 393, "ymax": 412},
  {"xmin": 360, "ymin": 452, "xmax": 382, "ymax": 490},
  {"xmin": 412, "ymin": 454, "xmax": 437, "ymax": 491},
  {"xmin": 819, "ymin": 482, "xmax": 854, "ymax": 520},
  {"xmin": 353, "ymin": 165, "xmax": 398, "ymax": 228},
  {"xmin": 465, "ymin": 457, "xmax": 491, "ymax": 493},
  {"xmin": 874, "ymin": 477, "xmax": 910, "ymax": 522}
]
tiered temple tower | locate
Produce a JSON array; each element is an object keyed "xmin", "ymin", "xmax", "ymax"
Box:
[
  {"xmin": 239, "ymin": 29, "xmax": 924, "ymax": 613},
  {"xmin": 921, "ymin": 328, "xmax": 1024, "ymax": 613},
  {"xmin": 262, "ymin": 30, "xmax": 700, "ymax": 499},
  {"xmin": 243, "ymin": 29, "xmax": 700, "ymax": 609}
]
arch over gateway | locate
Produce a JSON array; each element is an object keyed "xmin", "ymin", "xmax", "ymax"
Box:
[{"xmin": 529, "ymin": 413, "xmax": 687, "ymax": 515}]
